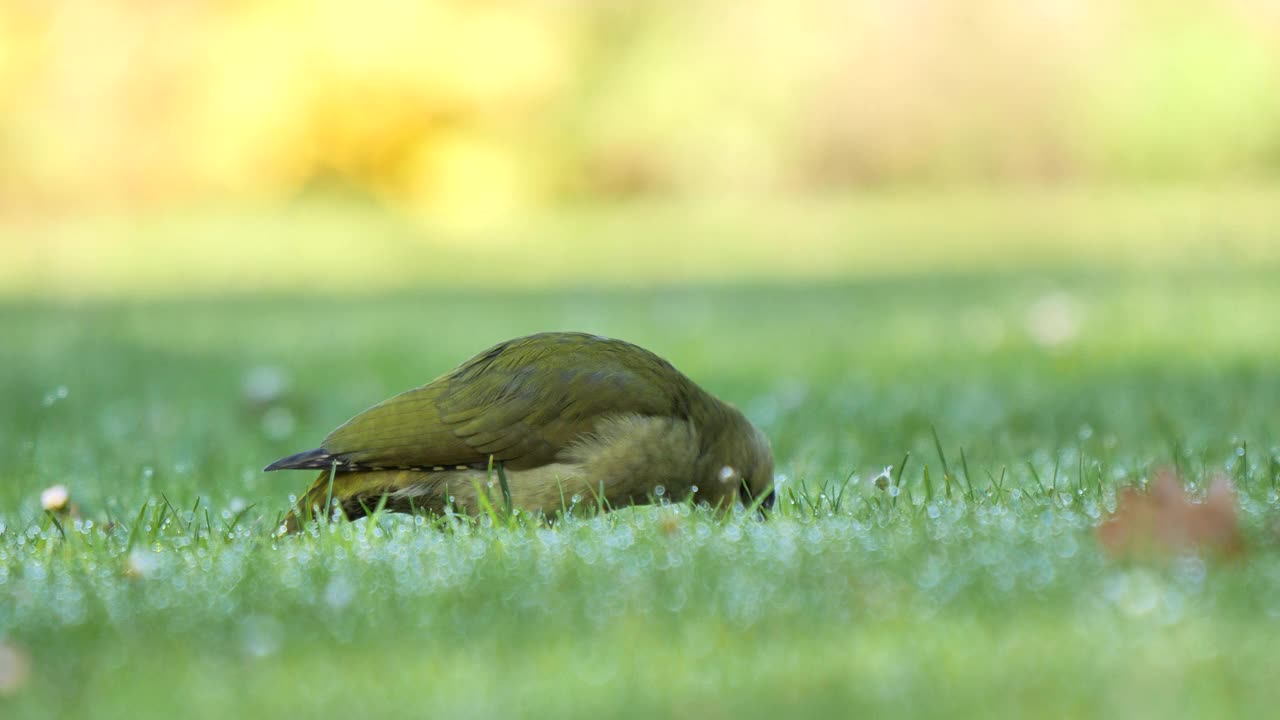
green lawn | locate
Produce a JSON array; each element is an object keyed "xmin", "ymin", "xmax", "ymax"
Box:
[{"xmin": 2, "ymin": 211, "xmax": 1280, "ymax": 717}]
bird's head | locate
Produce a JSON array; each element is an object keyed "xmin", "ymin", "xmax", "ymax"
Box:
[{"xmin": 709, "ymin": 409, "xmax": 775, "ymax": 512}]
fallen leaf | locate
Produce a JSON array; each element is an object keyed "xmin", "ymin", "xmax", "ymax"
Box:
[
  {"xmin": 0, "ymin": 641, "xmax": 31, "ymax": 696},
  {"xmin": 658, "ymin": 512, "xmax": 681, "ymax": 537},
  {"xmin": 1097, "ymin": 468, "xmax": 1243, "ymax": 560}
]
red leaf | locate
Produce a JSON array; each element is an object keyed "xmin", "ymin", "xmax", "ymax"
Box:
[
  {"xmin": 0, "ymin": 641, "xmax": 30, "ymax": 696},
  {"xmin": 1096, "ymin": 468, "xmax": 1243, "ymax": 560}
]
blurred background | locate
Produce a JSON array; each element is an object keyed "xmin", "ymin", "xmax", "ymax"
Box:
[
  {"xmin": 3, "ymin": 0, "xmax": 1280, "ymax": 294},
  {"xmin": 7, "ymin": 5, "xmax": 1280, "ymax": 713}
]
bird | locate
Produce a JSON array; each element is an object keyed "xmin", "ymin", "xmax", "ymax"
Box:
[{"xmin": 265, "ymin": 332, "xmax": 774, "ymax": 532}]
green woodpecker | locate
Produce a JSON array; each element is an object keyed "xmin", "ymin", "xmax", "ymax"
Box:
[{"xmin": 266, "ymin": 332, "xmax": 774, "ymax": 531}]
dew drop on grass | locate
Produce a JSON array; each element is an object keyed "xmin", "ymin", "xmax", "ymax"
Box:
[
  {"xmin": 243, "ymin": 366, "xmax": 289, "ymax": 404},
  {"xmin": 1104, "ymin": 570, "xmax": 1163, "ymax": 618},
  {"xmin": 323, "ymin": 576, "xmax": 356, "ymax": 610},
  {"xmin": 260, "ymin": 406, "xmax": 296, "ymax": 439},
  {"xmin": 1173, "ymin": 555, "xmax": 1207, "ymax": 589},
  {"xmin": 126, "ymin": 549, "xmax": 158, "ymax": 579},
  {"xmin": 654, "ymin": 485, "xmax": 665, "ymax": 497},
  {"xmin": 916, "ymin": 555, "xmax": 943, "ymax": 589},
  {"xmin": 239, "ymin": 615, "xmax": 283, "ymax": 658},
  {"xmin": 41, "ymin": 385, "xmax": 69, "ymax": 407},
  {"xmin": 1026, "ymin": 292, "xmax": 1081, "ymax": 348},
  {"xmin": 1055, "ymin": 534, "xmax": 1078, "ymax": 558}
]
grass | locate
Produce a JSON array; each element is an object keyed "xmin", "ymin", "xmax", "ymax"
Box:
[
  {"xmin": 2, "ymin": 208, "xmax": 1280, "ymax": 717},
  {"xmin": 8, "ymin": 186, "xmax": 1280, "ymax": 297}
]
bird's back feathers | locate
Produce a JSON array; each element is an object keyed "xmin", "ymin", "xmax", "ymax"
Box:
[{"xmin": 265, "ymin": 332, "xmax": 704, "ymax": 474}]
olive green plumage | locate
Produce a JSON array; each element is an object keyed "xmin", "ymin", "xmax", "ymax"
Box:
[{"xmin": 266, "ymin": 332, "xmax": 774, "ymax": 531}]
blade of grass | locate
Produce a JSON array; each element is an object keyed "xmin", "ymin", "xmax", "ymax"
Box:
[
  {"xmin": 931, "ymin": 424, "xmax": 952, "ymax": 478},
  {"xmin": 1236, "ymin": 441, "xmax": 1248, "ymax": 490},
  {"xmin": 126, "ymin": 501, "xmax": 148, "ymax": 553},
  {"xmin": 471, "ymin": 479, "xmax": 502, "ymax": 527},
  {"xmin": 151, "ymin": 502, "xmax": 169, "ymax": 542},
  {"xmin": 1026, "ymin": 461, "xmax": 1046, "ymax": 495},
  {"xmin": 959, "ymin": 447, "xmax": 975, "ymax": 501},
  {"xmin": 325, "ymin": 460, "xmax": 339, "ymax": 523},
  {"xmin": 496, "ymin": 460, "xmax": 513, "ymax": 517},
  {"xmin": 223, "ymin": 503, "xmax": 256, "ymax": 536},
  {"xmin": 744, "ymin": 479, "xmax": 773, "ymax": 518},
  {"xmin": 160, "ymin": 493, "xmax": 186, "ymax": 534},
  {"xmin": 985, "ymin": 467, "xmax": 1007, "ymax": 500},
  {"xmin": 46, "ymin": 511, "xmax": 66, "ymax": 541},
  {"xmin": 892, "ymin": 452, "xmax": 911, "ymax": 508}
]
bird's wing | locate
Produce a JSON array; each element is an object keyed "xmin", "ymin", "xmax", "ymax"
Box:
[{"xmin": 279, "ymin": 334, "xmax": 690, "ymax": 472}]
